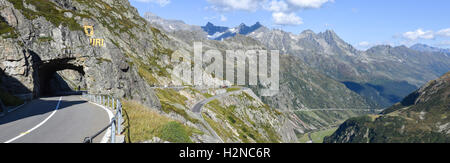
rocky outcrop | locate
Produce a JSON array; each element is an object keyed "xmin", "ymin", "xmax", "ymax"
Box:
[
  {"xmin": 202, "ymin": 89, "xmax": 297, "ymax": 143},
  {"xmin": 0, "ymin": 0, "xmax": 164, "ymax": 108}
]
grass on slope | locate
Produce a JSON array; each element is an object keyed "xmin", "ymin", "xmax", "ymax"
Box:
[
  {"xmin": 121, "ymin": 100, "xmax": 201, "ymax": 143},
  {"xmin": 310, "ymin": 128, "xmax": 338, "ymax": 143},
  {"xmin": 7, "ymin": 0, "xmax": 83, "ymax": 31},
  {"xmin": 155, "ymin": 89, "xmax": 200, "ymax": 124},
  {"xmin": 298, "ymin": 128, "xmax": 338, "ymax": 143},
  {"xmin": 226, "ymin": 87, "xmax": 241, "ymax": 92}
]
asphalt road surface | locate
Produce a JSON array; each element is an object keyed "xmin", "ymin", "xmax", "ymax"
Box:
[
  {"xmin": 192, "ymin": 88, "xmax": 246, "ymax": 113},
  {"xmin": 0, "ymin": 95, "xmax": 110, "ymax": 143}
]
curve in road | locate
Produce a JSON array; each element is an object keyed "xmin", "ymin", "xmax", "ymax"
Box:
[
  {"xmin": 190, "ymin": 88, "xmax": 247, "ymax": 143},
  {"xmin": 0, "ymin": 95, "xmax": 110, "ymax": 143}
]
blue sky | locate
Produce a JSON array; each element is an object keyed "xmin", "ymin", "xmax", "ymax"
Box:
[{"xmin": 129, "ymin": 0, "xmax": 450, "ymax": 49}]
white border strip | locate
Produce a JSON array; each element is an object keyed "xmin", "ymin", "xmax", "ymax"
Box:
[
  {"xmin": 4, "ymin": 97, "xmax": 62, "ymax": 143},
  {"xmin": 83, "ymin": 98, "xmax": 114, "ymax": 143}
]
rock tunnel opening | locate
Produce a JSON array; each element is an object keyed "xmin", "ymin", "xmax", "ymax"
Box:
[{"xmin": 37, "ymin": 58, "xmax": 86, "ymax": 96}]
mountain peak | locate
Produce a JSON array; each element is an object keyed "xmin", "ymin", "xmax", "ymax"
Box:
[
  {"xmin": 201, "ymin": 22, "xmax": 263, "ymax": 40},
  {"xmin": 319, "ymin": 29, "xmax": 339, "ymax": 38},
  {"xmin": 325, "ymin": 29, "xmax": 337, "ymax": 34},
  {"xmin": 205, "ymin": 22, "xmax": 215, "ymax": 27},
  {"xmin": 410, "ymin": 43, "xmax": 447, "ymax": 53},
  {"xmin": 201, "ymin": 22, "xmax": 229, "ymax": 36},
  {"xmin": 299, "ymin": 29, "xmax": 316, "ymax": 38}
]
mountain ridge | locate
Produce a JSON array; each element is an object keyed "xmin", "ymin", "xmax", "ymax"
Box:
[{"xmin": 324, "ymin": 72, "xmax": 450, "ymax": 143}]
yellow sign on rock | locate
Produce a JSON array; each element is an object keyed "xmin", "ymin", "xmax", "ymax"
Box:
[
  {"xmin": 83, "ymin": 25, "xmax": 104, "ymax": 47},
  {"xmin": 84, "ymin": 25, "xmax": 94, "ymax": 37},
  {"xmin": 90, "ymin": 38, "xmax": 104, "ymax": 47}
]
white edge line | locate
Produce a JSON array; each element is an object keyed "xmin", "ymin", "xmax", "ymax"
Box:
[
  {"xmin": 4, "ymin": 97, "xmax": 62, "ymax": 143},
  {"xmin": 82, "ymin": 97, "xmax": 114, "ymax": 143}
]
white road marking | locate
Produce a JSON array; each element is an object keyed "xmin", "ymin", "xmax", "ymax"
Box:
[
  {"xmin": 4, "ymin": 97, "xmax": 63, "ymax": 143},
  {"xmin": 83, "ymin": 98, "xmax": 114, "ymax": 143}
]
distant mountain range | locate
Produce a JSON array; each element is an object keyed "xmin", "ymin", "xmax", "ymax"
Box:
[
  {"xmin": 245, "ymin": 27, "xmax": 450, "ymax": 107},
  {"xmin": 143, "ymin": 12, "xmax": 202, "ymax": 32},
  {"xmin": 144, "ymin": 11, "xmax": 450, "ymax": 108},
  {"xmin": 201, "ymin": 22, "xmax": 263, "ymax": 40},
  {"xmin": 410, "ymin": 43, "xmax": 450, "ymax": 55}
]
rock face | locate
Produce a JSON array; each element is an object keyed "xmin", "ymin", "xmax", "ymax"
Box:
[
  {"xmin": 202, "ymin": 89, "xmax": 297, "ymax": 143},
  {"xmin": 324, "ymin": 72, "xmax": 450, "ymax": 143},
  {"xmin": 0, "ymin": 0, "xmax": 163, "ymax": 108}
]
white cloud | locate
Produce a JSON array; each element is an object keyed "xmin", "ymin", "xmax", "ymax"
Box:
[
  {"xmin": 206, "ymin": 0, "xmax": 334, "ymax": 26},
  {"xmin": 437, "ymin": 28, "xmax": 450, "ymax": 37},
  {"xmin": 266, "ymin": 0, "xmax": 289, "ymax": 12},
  {"xmin": 133, "ymin": 0, "xmax": 170, "ymax": 6},
  {"xmin": 272, "ymin": 12, "xmax": 303, "ymax": 25},
  {"xmin": 206, "ymin": 0, "xmax": 263, "ymax": 11},
  {"xmin": 286, "ymin": 0, "xmax": 334, "ymax": 8},
  {"xmin": 402, "ymin": 29, "xmax": 435, "ymax": 41}
]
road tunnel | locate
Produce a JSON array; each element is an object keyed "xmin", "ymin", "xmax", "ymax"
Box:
[{"xmin": 37, "ymin": 58, "xmax": 86, "ymax": 96}]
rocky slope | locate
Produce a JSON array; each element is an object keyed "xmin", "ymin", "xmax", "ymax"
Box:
[
  {"xmin": 324, "ymin": 72, "xmax": 450, "ymax": 143},
  {"xmin": 0, "ymin": 0, "xmax": 166, "ymax": 108},
  {"xmin": 201, "ymin": 89, "xmax": 297, "ymax": 143}
]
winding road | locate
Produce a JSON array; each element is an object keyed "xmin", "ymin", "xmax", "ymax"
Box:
[
  {"xmin": 0, "ymin": 95, "xmax": 110, "ymax": 143},
  {"xmin": 192, "ymin": 87, "xmax": 247, "ymax": 113},
  {"xmin": 190, "ymin": 87, "xmax": 247, "ymax": 143}
]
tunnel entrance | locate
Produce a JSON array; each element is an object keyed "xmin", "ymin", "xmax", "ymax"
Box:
[{"xmin": 37, "ymin": 58, "xmax": 86, "ymax": 96}]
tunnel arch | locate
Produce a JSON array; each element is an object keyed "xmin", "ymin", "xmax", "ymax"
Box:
[{"xmin": 36, "ymin": 58, "xmax": 85, "ymax": 96}]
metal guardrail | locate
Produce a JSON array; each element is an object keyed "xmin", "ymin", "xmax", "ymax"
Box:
[{"xmin": 81, "ymin": 93, "xmax": 123, "ymax": 143}]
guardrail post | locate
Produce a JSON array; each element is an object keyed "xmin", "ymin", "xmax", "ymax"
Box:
[
  {"xmin": 107, "ymin": 97, "xmax": 110, "ymax": 109},
  {"xmin": 116, "ymin": 99, "xmax": 119, "ymax": 111},
  {"xmin": 112, "ymin": 98, "xmax": 115, "ymax": 110},
  {"xmin": 117, "ymin": 103, "xmax": 122, "ymax": 135},
  {"xmin": 83, "ymin": 137, "xmax": 92, "ymax": 143},
  {"xmin": 111, "ymin": 118, "xmax": 116, "ymax": 143}
]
